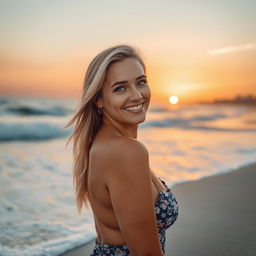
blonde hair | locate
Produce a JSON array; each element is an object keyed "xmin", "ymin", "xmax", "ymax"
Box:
[{"xmin": 64, "ymin": 44, "xmax": 146, "ymax": 214}]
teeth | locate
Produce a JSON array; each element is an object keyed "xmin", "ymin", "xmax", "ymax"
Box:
[{"xmin": 125, "ymin": 103, "xmax": 143, "ymax": 111}]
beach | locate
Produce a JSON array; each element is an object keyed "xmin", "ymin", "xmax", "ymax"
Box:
[
  {"xmin": 1, "ymin": 97, "xmax": 256, "ymax": 255},
  {"xmin": 61, "ymin": 162, "xmax": 256, "ymax": 256},
  {"xmin": 1, "ymin": 0, "xmax": 256, "ymax": 254}
]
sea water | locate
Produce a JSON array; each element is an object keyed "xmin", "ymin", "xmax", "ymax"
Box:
[{"xmin": 0, "ymin": 97, "xmax": 255, "ymax": 256}]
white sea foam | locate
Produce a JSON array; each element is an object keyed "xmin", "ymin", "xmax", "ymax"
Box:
[{"xmin": 0, "ymin": 225, "xmax": 95, "ymax": 256}]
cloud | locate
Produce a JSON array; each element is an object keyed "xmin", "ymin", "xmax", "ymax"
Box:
[{"xmin": 207, "ymin": 43, "xmax": 256, "ymax": 56}]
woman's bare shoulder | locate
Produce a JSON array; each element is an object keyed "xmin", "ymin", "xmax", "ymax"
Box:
[
  {"xmin": 90, "ymin": 136, "xmax": 149, "ymax": 184},
  {"xmin": 106, "ymin": 137, "xmax": 148, "ymax": 159},
  {"xmin": 101, "ymin": 137, "xmax": 150, "ymax": 185}
]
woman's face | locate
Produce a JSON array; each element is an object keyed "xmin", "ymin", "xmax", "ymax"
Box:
[{"xmin": 96, "ymin": 57, "xmax": 151, "ymax": 127}]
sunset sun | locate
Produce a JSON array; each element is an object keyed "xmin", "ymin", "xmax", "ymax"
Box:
[{"xmin": 169, "ymin": 95, "xmax": 179, "ymax": 104}]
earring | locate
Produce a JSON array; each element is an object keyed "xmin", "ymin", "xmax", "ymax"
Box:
[{"xmin": 97, "ymin": 108, "xmax": 102, "ymax": 114}]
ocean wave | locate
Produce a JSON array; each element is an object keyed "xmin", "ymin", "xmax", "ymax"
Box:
[
  {"xmin": 141, "ymin": 114, "xmax": 256, "ymax": 132},
  {"xmin": 142, "ymin": 121, "xmax": 256, "ymax": 132},
  {"xmin": 1, "ymin": 111, "xmax": 256, "ymax": 142},
  {"xmin": 0, "ymin": 97, "xmax": 74, "ymax": 116},
  {"xmin": 0, "ymin": 222, "xmax": 95, "ymax": 256},
  {"xmin": 5, "ymin": 106, "xmax": 70, "ymax": 116},
  {"xmin": 148, "ymin": 107, "xmax": 169, "ymax": 112},
  {"xmin": 0, "ymin": 122, "xmax": 72, "ymax": 142},
  {"xmin": 0, "ymin": 98, "xmax": 10, "ymax": 105},
  {"xmin": 142, "ymin": 114, "xmax": 226, "ymax": 128}
]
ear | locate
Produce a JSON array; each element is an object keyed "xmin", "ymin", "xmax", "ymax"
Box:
[{"xmin": 95, "ymin": 98, "xmax": 103, "ymax": 109}]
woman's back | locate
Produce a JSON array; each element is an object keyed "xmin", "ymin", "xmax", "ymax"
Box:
[
  {"xmin": 87, "ymin": 130, "xmax": 129, "ymax": 245},
  {"xmin": 87, "ymin": 125, "xmax": 178, "ymax": 255}
]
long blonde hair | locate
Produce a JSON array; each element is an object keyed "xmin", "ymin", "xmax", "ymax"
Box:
[{"xmin": 64, "ymin": 44, "xmax": 146, "ymax": 214}]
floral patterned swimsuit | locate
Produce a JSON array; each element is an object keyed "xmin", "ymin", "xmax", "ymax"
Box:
[{"xmin": 90, "ymin": 178, "xmax": 179, "ymax": 256}]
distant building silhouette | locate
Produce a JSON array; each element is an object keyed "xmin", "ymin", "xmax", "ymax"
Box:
[{"xmin": 200, "ymin": 94, "xmax": 256, "ymax": 105}]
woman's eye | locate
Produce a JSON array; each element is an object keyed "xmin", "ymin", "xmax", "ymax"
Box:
[
  {"xmin": 114, "ymin": 86, "xmax": 125, "ymax": 92},
  {"xmin": 138, "ymin": 80, "xmax": 147, "ymax": 86}
]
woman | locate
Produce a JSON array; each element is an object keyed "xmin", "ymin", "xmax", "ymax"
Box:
[{"xmin": 65, "ymin": 45, "xmax": 179, "ymax": 256}]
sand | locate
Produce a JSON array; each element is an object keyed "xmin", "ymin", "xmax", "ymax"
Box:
[{"xmin": 60, "ymin": 162, "xmax": 256, "ymax": 256}]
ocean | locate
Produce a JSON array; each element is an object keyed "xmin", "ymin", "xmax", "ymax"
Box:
[{"xmin": 0, "ymin": 96, "xmax": 255, "ymax": 256}]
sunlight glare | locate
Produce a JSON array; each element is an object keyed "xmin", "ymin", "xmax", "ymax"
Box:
[{"xmin": 169, "ymin": 95, "xmax": 179, "ymax": 104}]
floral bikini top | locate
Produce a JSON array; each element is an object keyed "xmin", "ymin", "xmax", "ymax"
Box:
[{"xmin": 155, "ymin": 178, "xmax": 179, "ymax": 253}]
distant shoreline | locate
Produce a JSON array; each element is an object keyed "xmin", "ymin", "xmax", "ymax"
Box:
[{"xmin": 199, "ymin": 94, "xmax": 256, "ymax": 105}]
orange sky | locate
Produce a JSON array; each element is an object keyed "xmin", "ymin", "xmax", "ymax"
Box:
[{"xmin": 1, "ymin": 1, "xmax": 255, "ymax": 104}]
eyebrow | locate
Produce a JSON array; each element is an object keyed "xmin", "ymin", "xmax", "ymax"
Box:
[{"xmin": 111, "ymin": 75, "xmax": 147, "ymax": 88}]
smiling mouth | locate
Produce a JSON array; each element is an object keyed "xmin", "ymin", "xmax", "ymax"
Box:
[{"xmin": 123, "ymin": 102, "xmax": 145, "ymax": 112}]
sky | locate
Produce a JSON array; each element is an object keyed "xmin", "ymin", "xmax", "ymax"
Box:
[{"xmin": 0, "ymin": 0, "xmax": 256, "ymax": 104}]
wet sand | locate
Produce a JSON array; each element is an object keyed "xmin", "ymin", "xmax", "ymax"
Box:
[{"xmin": 61, "ymin": 162, "xmax": 256, "ymax": 256}]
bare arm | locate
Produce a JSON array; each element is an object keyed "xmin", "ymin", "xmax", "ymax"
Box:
[{"xmin": 105, "ymin": 139, "xmax": 164, "ymax": 256}]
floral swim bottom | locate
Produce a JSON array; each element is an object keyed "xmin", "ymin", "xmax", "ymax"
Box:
[
  {"xmin": 89, "ymin": 230, "xmax": 166, "ymax": 256},
  {"xmin": 89, "ymin": 239, "xmax": 130, "ymax": 256}
]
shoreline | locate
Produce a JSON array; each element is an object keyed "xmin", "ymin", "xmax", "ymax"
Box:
[
  {"xmin": 171, "ymin": 160, "xmax": 256, "ymax": 187},
  {"xmin": 60, "ymin": 162, "xmax": 256, "ymax": 256}
]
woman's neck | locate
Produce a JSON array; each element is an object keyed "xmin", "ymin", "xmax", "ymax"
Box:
[{"xmin": 102, "ymin": 119, "xmax": 138, "ymax": 139}]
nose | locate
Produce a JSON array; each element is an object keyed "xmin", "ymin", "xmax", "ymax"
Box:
[{"xmin": 129, "ymin": 86, "xmax": 143, "ymax": 102}]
